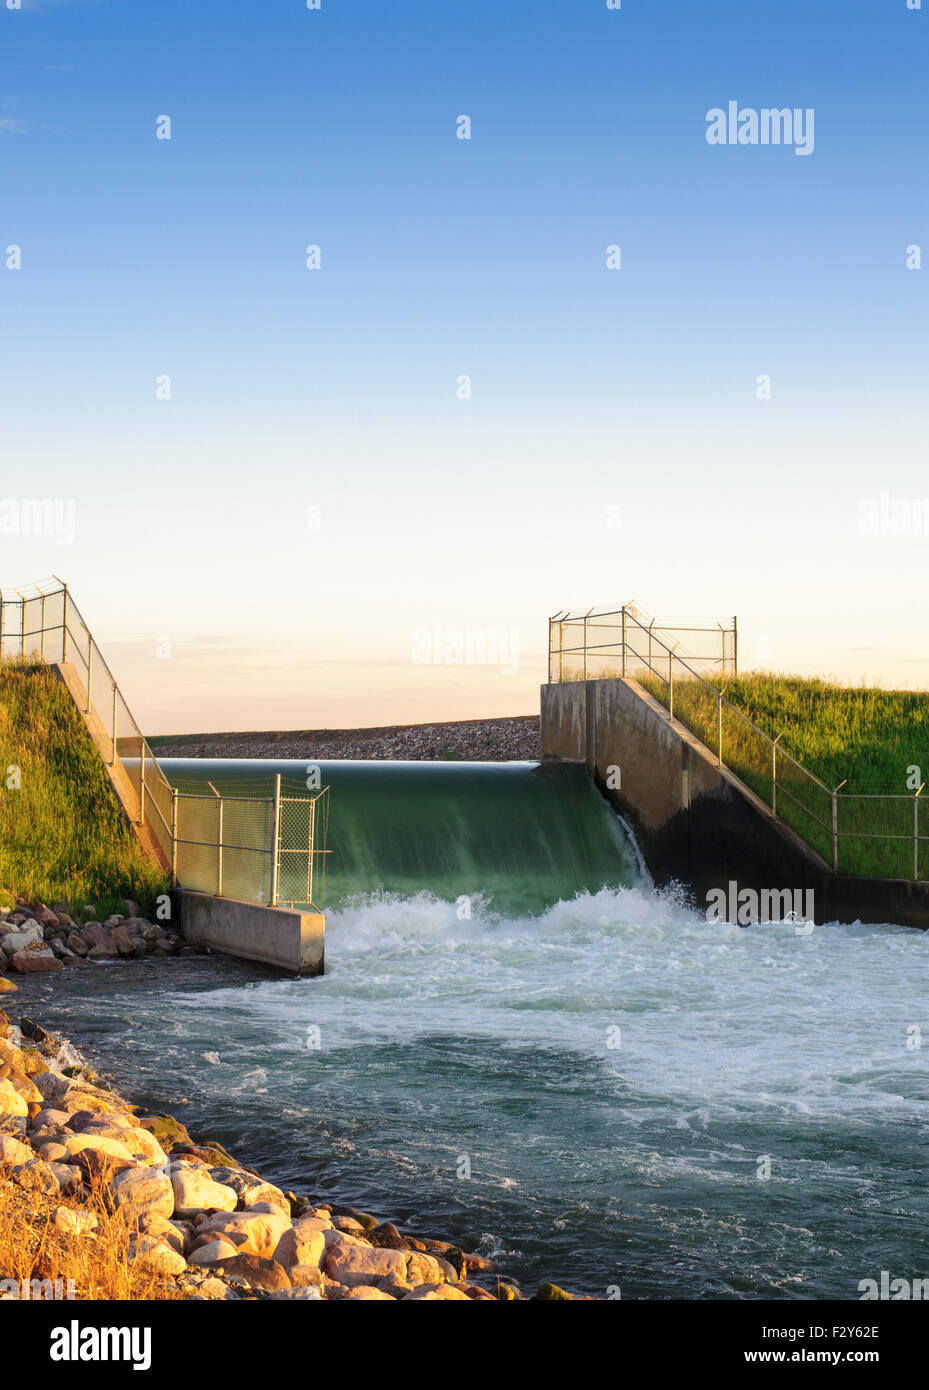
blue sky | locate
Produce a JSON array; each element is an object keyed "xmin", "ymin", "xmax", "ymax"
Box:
[{"xmin": 1, "ymin": 0, "xmax": 927, "ymax": 730}]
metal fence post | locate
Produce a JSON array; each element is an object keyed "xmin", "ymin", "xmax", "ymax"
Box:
[
  {"xmin": 0, "ymin": 594, "xmax": 4, "ymax": 661},
  {"xmin": 718, "ymin": 692, "xmax": 723, "ymax": 767},
  {"xmin": 583, "ymin": 615, "xmax": 588, "ymax": 681},
  {"xmin": 62, "ymin": 585, "xmax": 69, "ymax": 663},
  {"xmin": 170, "ymin": 788, "xmax": 179, "ymax": 887},
  {"xmin": 621, "ymin": 608, "xmax": 627, "ymax": 677},
  {"xmin": 86, "ymin": 634, "xmax": 93, "ymax": 713},
  {"xmin": 772, "ymin": 733, "xmax": 784, "ymax": 818},
  {"xmin": 217, "ymin": 797, "xmax": 224, "ymax": 897},
  {"xmin": 558, "ymin": 623, "xmax": 564, "ymax": 683},
  {"xmin": 19, "ymin": 594, "xmax": 25, "ymax": 658},
  {"xmin": 830, "ymin": 780, "xmax": 847, "ymax": 872},
  {"xmin": 139, "ymin": 743, "xmax": 146, "ymax": 827},
  {"xmin": 111, "ymin": 681, "xmax": 118, "ymax": 764},
  {"xmin": 271, "ymin": 773, "xmax": 282, "ymax": 907},
  {"xmin": 40, "ymin": 593, "xmax": 46, "ymax": 662},
  {"xmin": 668, "ymin": 650, "xmax": 674, "ymax": 722},
  {"xmin": 914, "ymin": 785, "xmax": 924, "ymax": 882},
  {"xmin": 308, "ymin": 795, "xmax": 315, "ymax": 907}
]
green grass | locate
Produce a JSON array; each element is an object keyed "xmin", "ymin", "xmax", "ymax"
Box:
[
  {"xmin": 0, "ymin": 664, "xmax": 168, "ymax": 915},
  {"xmin": 638, "ymin": 672, "xmax": 929, "ymax": 881}
]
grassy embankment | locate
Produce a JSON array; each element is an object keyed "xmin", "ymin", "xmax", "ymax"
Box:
[
  {"xmin": 0, "ymin": 664, "xmax": 168, "ymax": 916},
  {"xmin": 638, "ymin": 673, "xmax": 929, "ymax": 880}
]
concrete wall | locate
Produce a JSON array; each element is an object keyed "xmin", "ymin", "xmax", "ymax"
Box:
[
  {"xmin": 541, "ymin": 677, "xmax": 929, "ymax": 931},
  {"xmin": 175, "ymin": 890, "xmax": 325, "ymax": 975}
]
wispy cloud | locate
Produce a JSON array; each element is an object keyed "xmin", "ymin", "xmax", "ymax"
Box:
[{"xmin": 0, "ymin": 119, "xmax": 28, "ymax": 135}]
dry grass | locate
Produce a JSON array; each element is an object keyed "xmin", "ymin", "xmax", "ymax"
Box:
[{"xmin": 0, "ymin": 1159, "xmax": 182, "ymax": 1301}]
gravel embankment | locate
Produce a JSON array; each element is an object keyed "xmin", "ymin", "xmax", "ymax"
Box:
[{"xmin": 149, "ymin": 716, "xmax": 540, "ymax": 762}]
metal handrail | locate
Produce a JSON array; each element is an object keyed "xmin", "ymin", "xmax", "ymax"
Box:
[
  {"xmin": 0, "ymin": 580, "xmax": 330, "ymax": 908},
  {"xmin": 548, "ymin": 601, "xmax": 929, "ymax": 881}
]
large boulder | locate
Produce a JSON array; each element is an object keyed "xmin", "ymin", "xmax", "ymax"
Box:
[
  {"xmin": 214, "ymin": 1254, "xmax": 290, "ymax": 1292},
  {"xmin": 272, "ymin": 1216, "xmax": 328, "ymax": 1270},
  {"xmin": 188, "ymin": 1239, "xmax": 240, "ymax": 1265},
  {"xmin": 324, "ymin": 1242, "xmax": 407, "ymax": 1289},
  {"xmin": 137, "ymin": 1212, "xmax": 188, "ymax": 1255},
  {"xmin": 0, "ymin": 1135, "xmax": 33, "ymax": 1166},
  {"xmin": 1, "ymin": 926, "xmax": 44, "ymax": 954},
  {"xmin": 137, "ymin": 1114, "xmax": 192, "ymax": 1151},
  {"xmin": 10, "ymin": 1158, "xmax": 60, "ymax": 1196},
  {"xmin": 402, "ymin": 1283, "xmax": 472, "ymax": 1300},
  {"xmin": 195, "ymin": 1208, "xmax": 291, "ymax": 1260},
  {"xmin": 112, "ymin": 1166, "xmax": 175, "ymax": 1221},
  {"xmin": 405, "ymin": 1251, "xmax": 458, "ymax": 1286},
  {"xmin": 0, "ymin": 1078, "xmax": 28, "ymax": 1118},
  {"xmin": 170, "ymin": 1167, "xmax": 237, "ymax": 1218},
  {"xmin": 129, "ymin": 1235, "xmax": 187, "ymax": 1277},
  {"xmin": 208, "ymin": 1167, "xmax": 289, "ymax": 1214},
  {"xmin": 110, "ymin": 925, "xmax": 134, "ymax": 958},
  {"xmin": 75, "ymin": 1120, "xmax": 165, "ymax": 1166},
  {"xmin": 9, "ymin": 947, "xmax": 62, "ymax": 974},
  {"xmin": 60, "ymin": 1133, "xmax": 136, "ymax": 1164}
]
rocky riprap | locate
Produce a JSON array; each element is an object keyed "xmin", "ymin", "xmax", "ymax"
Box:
[
  {"xmin": 0, "ymin": 1015, "xmax": 573, "ymax": 1301},
  {"xmin": 149, "ymin": 715, "xmax": 541, "ymax": 762},
  {"xmin": 0, "ymin": 899, "xmax": 200, "ymax": 983}
]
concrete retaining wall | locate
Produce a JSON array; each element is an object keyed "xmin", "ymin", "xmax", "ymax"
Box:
[
  {"xmin": 541, "ymin": 677, "xmax": 929, "ymax": 930},
  {"xmin": 175, "ymin": 890, "xmax": 324, "ymax": 975}
]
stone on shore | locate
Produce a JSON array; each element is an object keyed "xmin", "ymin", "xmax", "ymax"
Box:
[
  {"xmin": 2, "ymin": 926, "xmax": 44, "ymax": 954},
  {"xmin": 130, "ymin": 1235, "xmax": 188, "ymax": 1277},
  {"xmin": 138, "ymin": 1113, "xmax": 192, "ymax": 1151},
  {"xmin": 402, "ymin": 1283, "xmax": 472, "ymax": 1300},
  {"xmin": 273, "ymin": 1216, "xmax": 328, "ymax": 1270},
  {"xmin": 0, "ymin": 1134, "xmax": 33, "ymax": 1166},
  {"xmin": 208, "ymin": 1166, "xmax": 289, "ymax": 1214},
  {"xmin": 61, "ymin": 1133, "xmax": 136, "ymax": 1164},
  {"xmin": 325, "ymin": 1241, "xmax": 408, "ymax": 1288},
  {"xmin": 405, "ymin": 1251, "xmax": 458, "ymax": 1285},
  {"xmin": 11, "ymin": 1158, "xmax": 61, "ymax": 1196},
  {"xmin": 10, "ymin": 946, "xmax": 63, "ymax": 973},
  {"xmin": 52, "ymin": 1205, "xmax": 99, "ymax": 1235},
  {"xmin": 113, "ymin": 1166, "xmax": 176, "ymax": 1220},
  {"xmin": 189, "ymin": 1239, "xmax": 240, "ymax": 1265},
  {"xmin": 195, "ymin": 1208, "xmax": 292, "ymax": 1261},
  {"xmin": 170, "ymin": 1167, "xmax": 238, "ymax": 1218},
  {"xmin": 215, "ymin": 1254, "xmax": 291, "ymax": 1292},
  {"xmin": 0, "ymin": 1078, "xmax": 29, "ymax": 1117}
]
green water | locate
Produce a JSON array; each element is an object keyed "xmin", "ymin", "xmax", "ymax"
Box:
[{"xmin": 158, "ymin": 758, "xmax": 638, "ymax": 914}]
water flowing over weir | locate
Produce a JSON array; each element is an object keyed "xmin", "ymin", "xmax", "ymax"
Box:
[{"xmin": 158, "ymin": 758, "xmax": 640, "ymax": 914}]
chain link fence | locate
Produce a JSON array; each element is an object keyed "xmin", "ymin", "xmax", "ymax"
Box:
[
  {"xmin": 548, "ymin": 601, "xmax": 928, "ymax": 883},
  {"xmin": 0, "ymin": 579, "xmax": 329, "ymax": 910}
]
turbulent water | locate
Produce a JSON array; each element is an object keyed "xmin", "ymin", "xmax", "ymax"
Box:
[{"xmin": 14, "ymin": 761, "xmax": 929, "ymax": 1298}]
